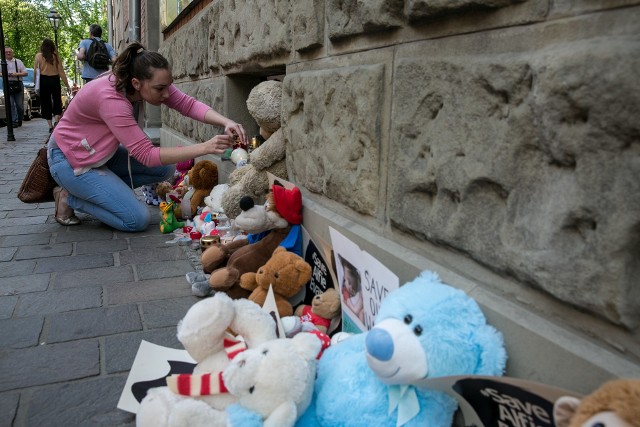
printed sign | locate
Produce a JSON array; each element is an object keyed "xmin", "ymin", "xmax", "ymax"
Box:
[
  {"xmin": 329, "ymin": 227, "xmax": 399, "ymax": 332},
  {"xmin": 414, "ymin": 375, "xmax": 583, "ymax": 427}
]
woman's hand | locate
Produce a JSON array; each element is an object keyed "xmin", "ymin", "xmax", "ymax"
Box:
[
  {"xmin": 204, "ymin": 134, "xmax": 234, "ymax": 155},
  {"xmin": 224, "ymin": 122, "xmax": 247, "ymax": 146}
]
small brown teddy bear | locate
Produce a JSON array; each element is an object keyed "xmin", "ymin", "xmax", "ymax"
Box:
[
  {"xmin": 553, "ymin": 379, "xmax": 640, "ymax": 427},
  {"xmin": 293, "ymin": 288, "xmax": 341, "ymax": 334},
  {"xmin": 239, "ymin": 246, "xmax": 312, "ymax": 318},
  {"xmin": 169, "ymin": 159, "xmax": 218, "ymax": 219}
]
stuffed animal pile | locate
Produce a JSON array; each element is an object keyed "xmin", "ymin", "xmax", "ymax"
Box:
[
  {"xmin": 221, "ymin": 80, "xmax": 288, "ymax": 219},
  {"xmin": 297, "ymin": 270, "xmax": 508, "ymax": 427},
  {"xmin": 136, "ymin": 292, "xmax": 322, "ymax": 427},
  {"xmin": 191, "ymin": 183, "xmax": 303, "ymax": 299}
]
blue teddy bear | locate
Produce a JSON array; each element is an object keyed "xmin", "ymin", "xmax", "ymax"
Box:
[{"xmin": 297, "ymin": 271, "xmax": 507, "ymax": 427}]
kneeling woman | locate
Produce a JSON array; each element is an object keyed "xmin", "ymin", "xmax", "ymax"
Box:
[{"xmin": 48, "ymin": 42, "xmax": 246, "ymax": 231}]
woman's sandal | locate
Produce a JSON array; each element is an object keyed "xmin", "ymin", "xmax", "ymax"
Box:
[{"xmin": 53, "ymin": 186, "xmax": 81, "ymax": 226}]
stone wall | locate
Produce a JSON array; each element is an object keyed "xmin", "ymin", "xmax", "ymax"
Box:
[{"xmin": 159, "ymin": 0, "xmax": 640, "ymax": 393}]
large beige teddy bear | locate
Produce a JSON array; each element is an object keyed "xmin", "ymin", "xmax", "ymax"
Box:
[
  {"xmin": 221, "ymin": 80, "xmax": 288, "ymax": 219},
  {"xmin": 136, "ymin": 292, "xmax": 277, "ymax": 426}
]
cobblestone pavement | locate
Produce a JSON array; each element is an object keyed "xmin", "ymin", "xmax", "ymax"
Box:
[{"xmin": 0, "ymin": 119, "xmax": 202, "ymax": 426}]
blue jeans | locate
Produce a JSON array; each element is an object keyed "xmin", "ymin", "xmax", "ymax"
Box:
[
  {"xmin": 48, "ymin": 139, "xmax": 175, "ymax": 232},
  {"xmin": 9, "ymin": 82, "xmax": 24, "ymax": 124}
]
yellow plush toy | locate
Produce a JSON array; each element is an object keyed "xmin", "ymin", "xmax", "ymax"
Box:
[
  {"xmin": 239, "ymin": 246, "xmax": 312, "ymax": 317},
  {"xmin": 553, "ymin": 379, "xmax": 640, "ymax": 427}
]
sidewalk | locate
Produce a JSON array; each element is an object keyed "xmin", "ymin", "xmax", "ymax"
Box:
[{"xmin": 0, "ymin": 119, "xmax": 200, "ymax": 426}]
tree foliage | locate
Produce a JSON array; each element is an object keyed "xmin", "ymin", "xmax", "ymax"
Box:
[{"xmin": 0, "ymin": 0, "xmax": 108, "ymax": 84}]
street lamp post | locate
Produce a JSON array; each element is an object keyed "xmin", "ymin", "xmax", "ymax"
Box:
[{"xmin": 47, "ymin": 9, "xmax": 61, "ymax": 47}]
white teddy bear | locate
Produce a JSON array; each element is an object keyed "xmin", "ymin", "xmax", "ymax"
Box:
[
  {"xmin": 166, "ymin": 332, "xmax": 321, "ymax": 427},
  {"xmin": 136, "ymin": 293, "xmax": 277, "ymax": 426}
]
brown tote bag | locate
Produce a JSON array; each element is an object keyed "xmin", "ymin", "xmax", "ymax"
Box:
[{"xmin": 18, "ymin": 140, "xmax": 57, "ymax": 203}]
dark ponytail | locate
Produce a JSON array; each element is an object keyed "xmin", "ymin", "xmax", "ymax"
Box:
[{"xmin": 111, "ymin": 42, "xmax": 170, "ymax": 94}]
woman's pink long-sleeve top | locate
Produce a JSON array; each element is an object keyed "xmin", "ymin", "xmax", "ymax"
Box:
[{"xmin": 52, "ymin": 74, "xmax": 210, "ymax": 174}]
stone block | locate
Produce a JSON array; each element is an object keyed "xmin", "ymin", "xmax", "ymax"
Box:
[
  {"xmin": 118, "ymin": 246, "xmax": 186, "ymax": 265},
  {"xmin": 47, "ymin": 305, "xmax": 142, "ymax": 343},
  {"xmin": 0, "ymin": 273, "xmax": 49, "ymax": 295},
  {"xmin": 389, "ymin": 38, "xmax": 640, "ymax": 328},
  {"xmin": 26, "ymin": 375, "xmax": 135, "ymax": 427},
  {"xmin": 326, "ymin": 0, "xmax": 403, "ymax": 40},
  {"xmin": 15, "ymin": 287, "xmax": 103, "ymax": 317},
  {"xmin": 75, "ymin": 239, "xmax": 128, "ymax": 255},
  {"xmin": 104, "ymin": 327, "xmax": 184, "ymax": 373},
  {"xmin": 0, "ymin": 393, "xmax": 19, "ymax": 427},
  {"xmin": 141, "ymin": 296, "xmax": 198, "ymax": 329},
  {"xmin": 105, "ymin": 277, "xmax": 192, "ymax": 305},
  {"xmin": 218, "ymin": 0, "xmax": 291, "ymax": 67},
  {"xmin": 54, "ymin": 228, "xmax": 116, "ymax": 243},
  {"xmin": 34, "ymin": 253, "xmax": 114, "ymax": 274},
  {"xmin": 282, "ymin": 65, "xmax": 385, "ymax": 215},
  {"xmin": 0, "ymin": 296, "xmax": 17, "ymax": 319},
  {"xmin": 15, "ymin": 243, "xmax": 73, "ymax": 260},
  {"xmin": 405, "ymin": 0, "xmax": 524, "ymax": 21},
  {"xmin": 0, "ymin": 247, "xmax": 16, "ymax": 261},
  {"xmin": 0, "ymin": 260, "xmax": 35, "ymax": 278},
  {"xmin": 52, "ymin": 265, "xmax": 134, "ymax": 289},
  {"xmin": 0, "ymin": 316, "xmax": 43, "ymax": 348},
  {"xmin": 292, "ymin": 0, "xmax": 324, "ymax": 52},
  {"xmin": 136, "ymin": 259, "xmax": 195, "ymax": 281},
  {"xmin": 0, "ymin": 233, "xmax": 51, "ymax": 247},
  {"xmin": 0, "ymin": 340, "xmax": 99, "ymax": 392}
]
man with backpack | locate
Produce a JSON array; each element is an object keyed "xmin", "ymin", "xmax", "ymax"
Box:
[{"xmin": 76, "ymin": 24, "xmax": 117, "ymax": 84}]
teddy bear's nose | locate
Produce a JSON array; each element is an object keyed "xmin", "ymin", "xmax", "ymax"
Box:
[
  {"xmin": 274, "ymin": 272, "xmax": 279, "ymax": 279},
  {"xmin": 239, "ymin": 196, "xmax": 254, "ymax": 211}
]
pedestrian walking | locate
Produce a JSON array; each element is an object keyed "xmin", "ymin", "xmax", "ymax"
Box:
[
  {"xmin": 48, "ymin": 42, "xmax": 247, "ymax": 230},
  {"xmin": 4, "ymin": 47, "xmax": 27, "ymax": 127},
  {"xmin": 76, "ymin": 24, "xmax": 117, "ymax": 84},
  {"xmin": 34, "ymin": 38, "xmax": 71, "ymax": 133}
]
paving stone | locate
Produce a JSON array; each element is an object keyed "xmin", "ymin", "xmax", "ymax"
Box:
[
  {"xmin": 14, "ymin": 287, "xmax": 103, "ymax": 317},
  {"xmin": 26, "ymin": 375, "xmax": 136, "ymax": 427},
  {"xmin": 54, "ymin": 228, "xmax": 116, "ymax": 243},
  {"xmin": 0, "ymin": 392, "xmax": 19, "ymax": 427},
  {"xmin": 0, "ymin": 247, "xmax": 16, "ymax": 261},
  {"xmin": 76, "ymin": 239, "xmax": 129, "ymax": 255},
  {"xmin": 0, "ymin": 295, "xmax": 17, "ymax": 319},
  {"xmin": 1, "ymin": 216, "xmax": 50, "ymax": 227},
  {"xmin": 14, "ymin": 243, "xmax": 73, "ymax": 260},
  {"xmin": 0, "ymin": 260, "xmax": 36, "ymax": 278},
  {"xmin": 105, "ymin": 277, "xmax": 192, "ymax": 305},
  {"xmin": 0, "ymin": 233, "xmax": 51, "ymax": 247},
  {"xmin": 141, "ymin": 296, "xmax": 198, "ymax": 329},
  {"xmin": 35, "ymin": 253, "xmax": 114, "ymax": 273},
  {"xmin": 119, "ymin": 246, "xmax": 186, "ymax": 265},
  {"xmin": 136, "ymin": 259, "xmax": 194, "ymax": 280},
  {"xmin": 51, "ymin": 265, "xmax": 134, "ymax": 289},
  {"xmin": 6, "ymin": 207, "xmax": 53, "ymax": 218},
  {"xmin": 0, "ymin": 340, "xmax": 99, "ymax": 392},
  {"xmin": 0, "ymin": 316, "xmax": 43, "ymax": 348},
  {"xmin": 47, "ymin": 305, "xmax": 142, "ymax": 343},
  {"xmin": 0, "ymin": 273, "xmax": 50, "ymax": 295},
  {"xmin": 104, "ymin": 327, "xmax": 183, "ymax": 373},
  {"xmin": 0, "ymin": 223, "xmax": 61, "ymax": 236},
  {"xmin": 128, "ymin": 234, "xmax": 178, "ymax": 249}
]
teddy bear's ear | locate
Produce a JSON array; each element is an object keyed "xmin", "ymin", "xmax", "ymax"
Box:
[
  {"xmin": 472, "ymin": 324, "xmax": 507, "ymax": 376},
  {"xmin": 552, "ymin": 396, "xmax": 581, "ymax": 427},
  {"xmin": 292, "ymin": 332, "xmax": 323, "ymax": 361}
]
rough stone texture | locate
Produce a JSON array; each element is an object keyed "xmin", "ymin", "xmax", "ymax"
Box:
[
  {"xmin": 35, "ymin": 253, "xmax": 114, "ymax": 274},
  {"xmin": 47, "ymin": 305, "xmax": 142, "ymax": 343},
  {"xmin": 104, "ymin": 327, "xmax": 183, "ymax": 374},
  {"xmin": 405, "ymin": 0, "xmax": 524, "ymax": 21},
  {"xmin": 389, "ymin": 38, "xmax": 640, "ymax": 329},
  {"xmin": 292, "ymin": 0, "xmax": 324, "ymax": 52},
  {"xmin": 0, "ymin": 316, "xmax": 44, "ymax": 348},
  {"xmin": 326, "ymin": 0, "xmax": 404, "ymax": 40},
  {"xmin": 0, "ymin": 340, "xmax": 100, "ymax": 392},
  {"xmin": 26, "ymin": 375, "xmax": 135, "ymax": 427},
  {"xmin": 282, "ymin": 65, "xmax": 384, "ymax": 215},
  {"xmin": 217, "ymin": 0, "xmax": 291, "ymax": 67},
  {"xmin": 104, "ymin": 276, "xmax": 193, "ymax": 305},
  {"xmin": 141, "ymin": 296, "xmax": 198, "ymax": 329},
  {"xmin": 0, "ymin": 393, "xmax": 19, "ymax": 427},
  {"xmin": 14, "ymin": 243, "xmax": 73, "ymax": 260},
  {"xmin": 0, "ymin": 273, "xmax": 49, "ymax": 295},
  {"xmin": 52, "ymin": 265, "xmax": 134, "ymax": 289},
  {"xmin": 15, "ymin": 287, "xmax": 103, "ymax": 317},
  {"xmin": 162, "ymin": 80, "xmax": 225, "ymax": 143}
]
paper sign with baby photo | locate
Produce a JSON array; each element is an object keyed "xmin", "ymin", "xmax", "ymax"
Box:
[
  {"xmin": 329, "ymin": 227, "xmax": 399, "ymax": 333},
  {"xmin": 415, "ymin": 375, "xmax": 583, "ymax": 427}
]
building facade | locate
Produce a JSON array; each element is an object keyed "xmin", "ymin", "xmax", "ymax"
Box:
[{"xmin": 109, "ymin": 0, "xmax": 640, "ymax": 398}]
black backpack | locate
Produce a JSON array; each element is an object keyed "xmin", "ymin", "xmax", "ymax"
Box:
[{"xmin": 86, "ymin": 39, "xmax": 111, "ymax": 70}]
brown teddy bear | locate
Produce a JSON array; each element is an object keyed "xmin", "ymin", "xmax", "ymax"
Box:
[
  {"xmin": 193, "ymin": 184, "xmax": 303, "ymax": 300},
  {"xmin": 553, "ymin": 379, "xmax": 640, "ymax": 427},
  {"xmin": 293, "ymin": 288, "xmax": 341, "ymax": 334},
  {"xmin": 168, "ymin": 159, "xmax": 218, "ymax": 219},
  {"xmin": 239, "ymin": 246, "xmax": 312, "ymax": 318}
]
